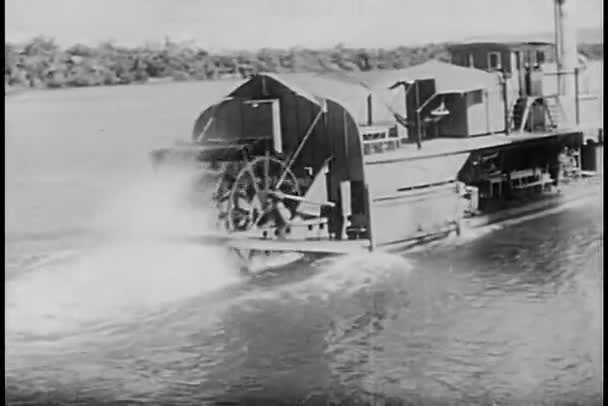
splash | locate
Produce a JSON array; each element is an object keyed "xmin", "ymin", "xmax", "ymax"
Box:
[
  {"xmin": 238, "ymin": 251, "xmax": 414, "ymax": 305},
  {"xmin": 6, "ymin": 166, "xmax": 241, "ymax": 340},
  {"xmin": 311, "ymin": 252, "xmax": 413, "ymax": 294}
]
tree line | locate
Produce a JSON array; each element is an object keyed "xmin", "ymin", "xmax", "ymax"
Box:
[{"xmin": 5, "ymin": 36, "xmax": 604, "ymax": 92}]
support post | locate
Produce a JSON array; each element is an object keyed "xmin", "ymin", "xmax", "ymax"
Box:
[
  {"xmin": 365, "ymin": 184, "xmax": 375, "ymax": 252},
  {"xmin": 196, "ymin": 117, "xmax": 215, "ymax": 143},
  {"xmin": 415, "ymin": 81, "xmax": 422, "ymax": 149},
  {"xmin": 574, "ymin": 67, "xmax": 580, "ymax": 125},
  {"xmin": 502, "ymin": 69, "xmax": 510, "ymax": 135}
]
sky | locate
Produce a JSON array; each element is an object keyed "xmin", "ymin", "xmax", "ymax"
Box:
[{"xmin": 5, "ymin": 0, "xmax": 604, "ymax": 51}]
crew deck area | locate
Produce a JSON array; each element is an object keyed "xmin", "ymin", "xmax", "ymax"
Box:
[
  {"xmin": 221, "ymin": 176, "xmax": 600, "ymax": 257},
  {"xmin": 363, "ymin": 128, "xmax": 585, "ymax": 164}
]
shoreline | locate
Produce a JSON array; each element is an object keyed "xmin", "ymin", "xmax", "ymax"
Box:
[
  {"xmin": 4, "ymin": 76, "xmax": 246, "ymax": 98},
  {"xmin": 6, "ymin": 58, "xmax": 604, "ymax": 97}
]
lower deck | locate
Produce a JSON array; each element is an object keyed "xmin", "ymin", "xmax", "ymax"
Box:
[{"xmin": 221, "ymin": 174, "xmax": 601, "ymax": 256}]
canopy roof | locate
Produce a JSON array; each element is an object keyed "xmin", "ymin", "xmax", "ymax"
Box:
[
  {"xmin": 455, "ymin": 34, "xmax": 554, "ymax": 46},
  {"xmin": 229, "ymin": 72, "xmax": 396, "ymax": 125},
  {"xmin": 345, "ymin": 60, "xmax": 502, "ymax": 94},
  {"xmin": 252, "ymin": 72, "xmax": 365, "ymax": 120}
]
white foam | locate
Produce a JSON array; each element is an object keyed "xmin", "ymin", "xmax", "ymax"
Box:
[
  {"xmin": 6, "ymin": 167, "xmax": 240, "ymax": 339},
  {"xmin": 238, "ymin": 252, "xmax": 414, "ymax": 305}
]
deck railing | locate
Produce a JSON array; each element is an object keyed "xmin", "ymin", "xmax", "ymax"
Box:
[{"xmin": 360, "ymin": 126, "xmax": 401, "ymax": 156}]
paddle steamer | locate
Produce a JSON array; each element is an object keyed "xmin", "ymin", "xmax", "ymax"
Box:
[{"xmin": 152, "ymin": 0, "xmax": 603, "ymax": 270}]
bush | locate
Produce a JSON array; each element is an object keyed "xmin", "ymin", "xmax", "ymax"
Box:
[
  {"xmin": 4, "ymin": 36, "xmax": 604, "ymax": 90},
  {"xmin": 171, "ymin": 71, "xmax": 189, "ymax": 81}
]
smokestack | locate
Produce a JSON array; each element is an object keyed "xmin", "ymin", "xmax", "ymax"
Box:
[{"xmin": 554, "ymin": 0, "xmax": 578, "ymax": 126}]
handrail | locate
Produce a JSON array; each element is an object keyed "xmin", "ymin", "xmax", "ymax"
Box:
[{"xmin": 542, "ymin": 70, "xmax": 577, "ymax": 77}]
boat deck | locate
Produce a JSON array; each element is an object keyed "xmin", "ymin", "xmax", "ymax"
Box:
[
  {"xmin": 214, "ymin": 176, "xmax": 601, "ymax": 256},
  {"xmin": 464, "ymin": 177, "xmax": 601, "ymax": 229},
  {"xmin": 227, "ymin": 236, "xmax": 370, "ymax": 254},
  {"xmin": 365, "ymin": 128, "xmax": 585, "ymax": 164}
]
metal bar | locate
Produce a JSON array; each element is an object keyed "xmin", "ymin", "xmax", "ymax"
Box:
[
  {"xmin": 276, "ymin": 107, "xmax": 324, "ymax": 189},
  {"xmin": 415, "ymin": 82, "xmax": 421, "ymax": 149},
  {"xmin": 543, "ymin": 70, "xmax": 577, "ymax": 77},
  {"xmin": 484, "ymin": 89, "xmax": 490, "ymax": 134},
  {"xmin": 365, "ymin": 183, "xmax": 375, "ymax": 252},
  {"xmin": 269, "ymin": 191, "xmax": 335, "ymax": 207},
  {"xmin": 502, "ymin": 70, "xmax": 510, "ymax": 135},
  {"xmin": 554, "ymin": 0, "xmax": 561, "ymax": 69},
  {"xmin": 404, "ymin": 83, "xmax": 409, "ymax": 125},
  {"xmin": 519, "ymin": 97, "xmax": 535, "ymax": 132},
  {"xmin": 195, "ymin": 117, "xmax": 215, "ymax": 143},
  {"xmin": 416, "ymin": 92, "xmax": 440, "ymax": 114},
  {"xmin": 243, "ymin": 99, "xmax": 275, "ymax": 105},
  {"xmin": 574, "ymin": 67, "xmax": 580, "ymax": 125},
  {"xmin": 530, "ymin": 98, "xmax": 534, "ymax": 131}
]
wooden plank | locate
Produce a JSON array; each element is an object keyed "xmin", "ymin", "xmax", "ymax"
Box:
[
  {"xmin": 289, "ymin": 217, "xmax": 328, "ymax": 226},
  {"xmin": 226, "ymin": 237, "xmax": 370, "ymax": 254},
  {"xmin": 512, "ymin": 179, "xmax": 553, "ymax": 190}
]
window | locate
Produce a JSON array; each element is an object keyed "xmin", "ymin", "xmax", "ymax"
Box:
[
  {"xmin": 469, "ymin": 90, "xmax": 484, "ymax": 105},
  {"xmin": 536, "ymin": 50, "xmax": 545, "ymax": 65},
  {"xmin": 488, "ymin": 51, "xmax": 502, "ymax": 70}
]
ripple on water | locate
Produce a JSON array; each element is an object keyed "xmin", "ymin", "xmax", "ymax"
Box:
[{"xmin": 6, "ymin": 204, "xmax": 604, "ymax": 405}]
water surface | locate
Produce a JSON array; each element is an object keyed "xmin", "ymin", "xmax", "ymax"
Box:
[{"xmin": 5, "ymin": 79, "xmax": 603, "ymax": 405}]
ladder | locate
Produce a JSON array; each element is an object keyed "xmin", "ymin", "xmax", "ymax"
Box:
[
  {"xmin": 544, "ymin": 96, "xmax": 564, "ymax": 130},
  {"xmin": 511, "ymin": 97, "xmax": 536, "ymax": 132}
]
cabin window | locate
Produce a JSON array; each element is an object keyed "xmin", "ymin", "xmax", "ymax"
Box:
[
  {"xmin": 536, "ymin": 50, "xmax": 545, "ymax": 65},
  {"xmin": 469, "ymin": 90, "xmax": 484, "ymax": 105},
  {"xmin": 488, "ymin": 52, "xmax": 502, "ymax": 70}
]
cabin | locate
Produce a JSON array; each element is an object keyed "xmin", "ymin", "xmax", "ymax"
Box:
[
  {"xmin": 448, "ymin": 38, "xmax": 555, "ymax": 75},
  {"xmin": 448, "ymin": 39, "xmax": 600, "ymax": 133},
  {"xmin": 348, "ymin": 60, "xmax": 506, "ymax": 141}
]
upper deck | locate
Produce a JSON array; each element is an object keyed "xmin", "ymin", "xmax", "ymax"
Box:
[{"xmin": 363, "ymin": 127, "xmax": 590, "ymax": 164}]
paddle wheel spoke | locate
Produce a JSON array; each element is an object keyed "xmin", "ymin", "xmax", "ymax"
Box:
[
  {"xmin": 263, "ymin": 151, "xmax": 270, "ymax": 194},
  {"xmin": 210, "ymin": 155, "xmax": 300, "ymax": 233}
]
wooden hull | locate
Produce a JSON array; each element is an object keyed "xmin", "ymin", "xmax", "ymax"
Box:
[{"xmin": 207, "ymin": 175, "xmax": 601, "ymax": 275}]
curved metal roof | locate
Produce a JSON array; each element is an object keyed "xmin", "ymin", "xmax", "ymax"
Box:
[
  {"xmin": 229, "ymin": 72, "xmax": 396, "ymax": 125},
  {"xmin": 342, "ymin": 60, "xmax": 502, "ymax": 94}
]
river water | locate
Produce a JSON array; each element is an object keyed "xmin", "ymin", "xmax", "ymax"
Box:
[{"xmin": 5, "ymin": 81, "xmax": 603, "ymax": 405}]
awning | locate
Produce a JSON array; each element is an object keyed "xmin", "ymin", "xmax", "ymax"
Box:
[{"xmin": 347, "ymin": 60, "xmax": 501, "ymax": 94}]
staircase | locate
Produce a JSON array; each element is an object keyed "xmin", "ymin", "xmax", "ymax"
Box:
[
  {"xmin": 511, "ymin": 96, "xmax": 565, "ymax": 132},
  {"xmin": 544, "ymin": 97, "xmax": 563, "ymax": 130},
  {"xmin": 511, "ymin": 97, "xmax": 535, "ymax": 132}
]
